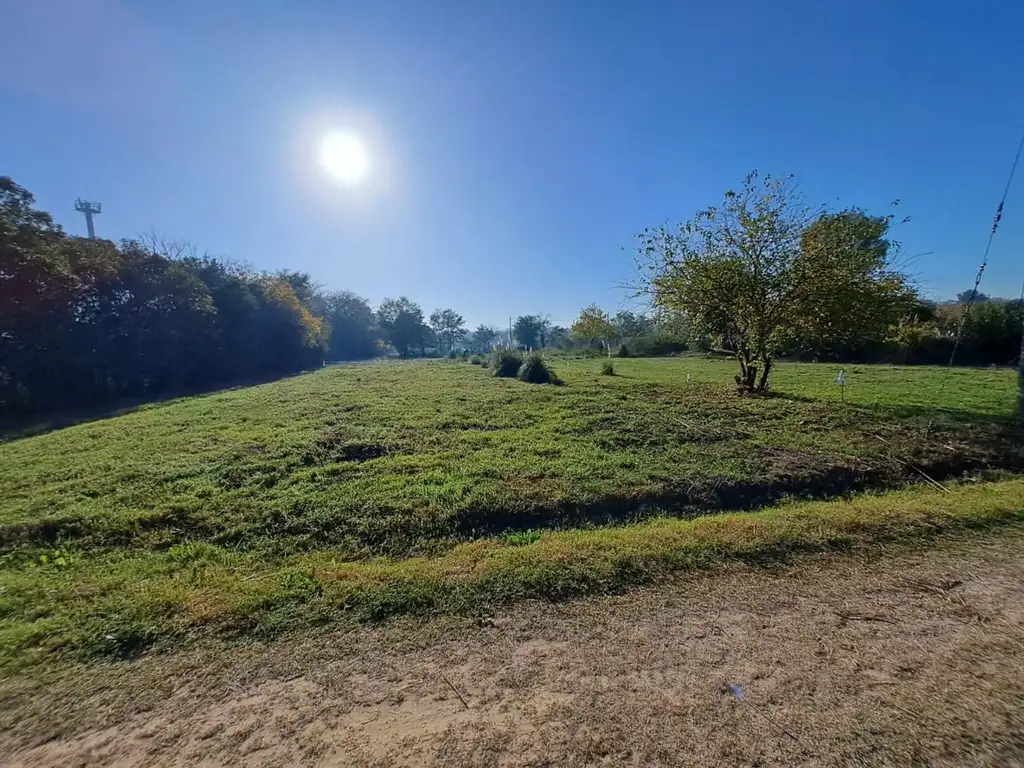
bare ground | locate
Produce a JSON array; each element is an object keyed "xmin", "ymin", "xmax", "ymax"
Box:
[{"xmin": 4, "ymin": 532, "xmax": 1024, "ymax": 767}]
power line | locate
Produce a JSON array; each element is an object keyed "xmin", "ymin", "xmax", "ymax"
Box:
[{"xmin": 938, "ymin": 126, "xmax": 1024, "ymax": 394}]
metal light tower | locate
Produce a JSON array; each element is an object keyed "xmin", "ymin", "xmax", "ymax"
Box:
[{"xmin": 74, "ymin": 198, "xmax": 102, "ymax": 239}]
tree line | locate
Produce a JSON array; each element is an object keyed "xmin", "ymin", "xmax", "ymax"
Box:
[
  {"xmin": 0, "ymin": 178, "xmax": 475, "ymax": 417},
  {"xmin": 3, "ymin": 172, "xmax": 1019, "ymax": 416}
]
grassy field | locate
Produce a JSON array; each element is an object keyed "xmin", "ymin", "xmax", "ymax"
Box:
[{"xmin": 0, "ymin": 357, "xmax": 1021, "ymax": 669}]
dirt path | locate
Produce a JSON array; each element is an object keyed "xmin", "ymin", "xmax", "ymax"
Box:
[{"xmin": 4, "ymin": 533, "xmax": 1024, "ymax": 767}]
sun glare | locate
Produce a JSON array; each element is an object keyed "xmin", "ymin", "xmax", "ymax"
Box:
[{"xmin": 318, "ymin": 132, "xmax": 369, "ymax": 184}]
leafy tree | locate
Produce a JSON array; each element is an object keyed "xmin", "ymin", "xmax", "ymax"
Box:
[
  {"xmin": 513, "ymin": 315, "xmax": 546, "ymax": 349},
  {"xmin": 536, "ymin": 314, "xmax": 553, "ymax": 348},
  {"xmin": 571, "ymin": 305, "xmax": 616, "ymax": 354},
  {"xmin": 938, "ymin": 299, "xmax": 1024, "ymax": 366},
  {"xmin": 957, "ymin": 289, "xmax": 990, "ymax": 304},
  {"xmin": 377, "ymin": 297, "xmax": 425, "ymax": 358},
  {"xmin": 547, "ymin": 325, "xmax": 570, "ymax": 348},
  {"xmin": 469, "ymin": 324, "xmax": 500, "ymax": 353},
  {"xmin": 428, "ymin": 308, "xmax": 467, "ymax": 354},
  {"xmin": 0, "ymin": 177, "xmax": 331, "ymax": 416},
  {"xmin": 275, "ymin": 270, "xmax": 319, "ymax": 307},
  {"xmin": 321, "ymin": 290, "xmax": 377, "ymax": 360},
  {"xmin": 613, "ymin": 310, "xmax": 651, "ymax": 340},
  {"xmin": 637, "ymin": 171, "xmax": 913, "ymax": 391}
]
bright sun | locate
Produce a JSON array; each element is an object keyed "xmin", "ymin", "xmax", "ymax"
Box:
[{"xmin": 318, "ymin": 132, "xmax": 369, "ymax": 184}]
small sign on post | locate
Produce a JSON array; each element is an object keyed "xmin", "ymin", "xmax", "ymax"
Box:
[{"xmin": 836, "ymin": 369, "xmax": 846, "ymax": 403}]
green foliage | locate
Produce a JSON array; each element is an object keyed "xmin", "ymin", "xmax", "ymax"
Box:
[
  {"xmin": 377, "ymin": 297, "xmax": 426, "ymax": 359},
  {"xmin": 513, "ymin": 315, "xmax": 550, "ymax": 349},
  {"xmin": 957, "ymin": 289, "xmax": 991, "ymax": 304},
  {"xmin": 0, "ymin": 178, "xmax": 328, "ymax": 417},
  {"xmin": 571, "ymin": 305, "xmax": 616, "ymax": 353},
  {"xmin": 601, "ymin": 360, "xmax": 616, "ymax": 375},
  {"xmin": 469, "ymin": 324, "xmax": 500, "ymax": 353},
  {"xmin": 469, "ymin": 355, "xmax": 484, "ymax": 366},
  {"xmin": 547, "ymin": 325, "xmax": 571, "ymax": 348},
  {"xmin": 637, "ymin": 171, "xmax": 914, "ymax": 391},
  {"xmin": 490, "ymin": 349, "xmax": 523, "ymax": 377},
  {"xmin": 616, "ymin": 344, "xmax": 630, "ymax": 358},
  {"xmin": 502, "ymin": 529, "xmax": 542, "ymax": 546},
  {"xmin": 447, "ymin": 349, "xmax": 458, "ymax": 359},
  {"xmin": 940, "ymin": 300, "xmax": 1024, "ymax": 366},
  {"xmin": 516, "ymin": 352, "xmax": 558, "ymax": 384},
  {"xmin": 320, "ymin": 290, "xmax": 378, "ymax": 360},
  {"xmin": 613, "ymin": 310, "xmax": 651, "ymax": 339},
  {"xmin": 630, "ymin": 335, "xmax": 689, "ymax": 357},
  {"xmin": 429, "ymin": 308, "xmax": 467, "ymax": 355}
]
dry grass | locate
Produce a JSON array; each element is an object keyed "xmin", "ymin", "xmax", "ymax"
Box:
[{"xmin": 4, "ymin": 529, "xmax": 1024, "ymax": 766}]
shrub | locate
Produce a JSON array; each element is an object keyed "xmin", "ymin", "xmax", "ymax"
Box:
[
  {"xmin": 469, "ymin": 355, "xmax": 484, "ymax": 365},
  {"xmin": 447, "ymin": 349, "xmax": 457, "ymax": 359},
  {"xmin": 631, "ymin": 335, "xmax": 688, "ymax": 357},
  {"xmin": 517, "ymin": 352, "xmax": 557, "ymax": 384},
  {"xmin": 616, "ymin": 343, "xmax": 630, "ymax": 358},
  {"xmin": 601, "ymin": 360, "xmax": 615, "ymax": 376},
  {"xmin": 490, "ymin": 349, "xmax": 523, "ymax": 378}
]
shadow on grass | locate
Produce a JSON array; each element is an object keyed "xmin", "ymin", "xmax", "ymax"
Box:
[
  {"xmin": 6, "ymin": 447, "xmax": 1022, "ymax": 559},
  {"xmin": 765, "ymin": 388, "xmax": 1018, "ymax": 427},
  {"xmin": 451, "ymin": 459, "xmax": 1024, "ymax": 544},
  {"xmin": 0, "ymin": 369, "xmax": 322, "ymax": 443}
]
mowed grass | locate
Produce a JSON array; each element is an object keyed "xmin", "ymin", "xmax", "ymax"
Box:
[{"xmin": 0, "ymin": 357, "xmax": 1021, "ymax": 668}]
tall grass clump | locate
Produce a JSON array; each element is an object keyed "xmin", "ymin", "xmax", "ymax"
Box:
[
  {"xmin": 601, "ymin": 360, "xmax": 615, "ymax": 376},
  {"xmin": 490, "ymin": 349, "xmax": 523, "ymax": 378},
  {"xmin": 517, "ymin": 352, "xmax": 558, "ymax": 384}
]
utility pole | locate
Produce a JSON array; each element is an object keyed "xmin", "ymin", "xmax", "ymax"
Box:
[{"xmin": 74, "ymin": 198, "xmax": 102, "ymax": 239}]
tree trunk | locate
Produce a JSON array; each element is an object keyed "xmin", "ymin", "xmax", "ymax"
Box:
[
  {"xmin": 756, "ymin": 356, "xmax": 773, "ymax": 391},
  {"xmin": 736, "ymin": 353, "xmax": 757, "ymax": 393}
]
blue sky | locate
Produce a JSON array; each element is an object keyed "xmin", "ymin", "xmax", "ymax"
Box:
[{"xmin": 2, "ymin": 0, "xmax": 1023, "ymax": 328}]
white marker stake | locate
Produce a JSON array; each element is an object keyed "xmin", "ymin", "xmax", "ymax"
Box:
[{"xmin": 835, "ymin": 369, "xmax": 845, "ymax": 403}]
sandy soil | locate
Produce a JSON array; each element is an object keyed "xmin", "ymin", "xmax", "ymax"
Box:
[{"xmin": 3, "ymin": 533, "xmax": 1024, "ymax": 767}]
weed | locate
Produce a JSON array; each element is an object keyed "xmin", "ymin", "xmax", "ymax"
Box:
[
  {"xmin": 517, "ymin": 352, "xmax": 558, "ymax": 384},
  {"xmin": 490, "ymin": 349, "xmax": 523, "ymax": 378},
  {"xmin": 503, "ymin": 529, "xmax": 542, "ymax": 546},
  {"xmin": 601, "ymin": 360, "xmax": 616, "ymax": 376}
]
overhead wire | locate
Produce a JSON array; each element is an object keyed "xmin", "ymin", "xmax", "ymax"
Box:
[{"xmin": 937, "ymin": 126, "xmax": 1024, "ymax": 395}]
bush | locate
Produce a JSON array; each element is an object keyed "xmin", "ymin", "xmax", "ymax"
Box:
[
  {"xmin": 447, "ymin": 349, "xmax": 458, "ymax": 359},
  {"xmin": 490, "ymin": 349, "xmax": 523, "ymax": 378},
  {"xmin": 469, "ymin": 355, "xmax": 484, "ymax": 365},
  {"xmin": 601, "ymin": 360, "xmax": 615, "ymax": 376},
  {"xmin": 517, "ymin": 352, "xmax": 558, "ymax": 384},
  {"xmin": 615, "ymin": 343, "xmax": 630, "ymax": 357},
  {"xmin": 630, "ymin": 335, "xmax": 689, "ymax": 357}
]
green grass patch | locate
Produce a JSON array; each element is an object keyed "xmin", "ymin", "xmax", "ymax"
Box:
[
  {"xmin": 1, "ymin": 479, "xmax": 1022, "ymax": 669},
  {"xmin": 0, "ymin": 357, "xmax": 1021, "ymax": 669},
  {"xmin": 1, "ymin": 359, "xmax": 1018, "ymax": 563}
]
